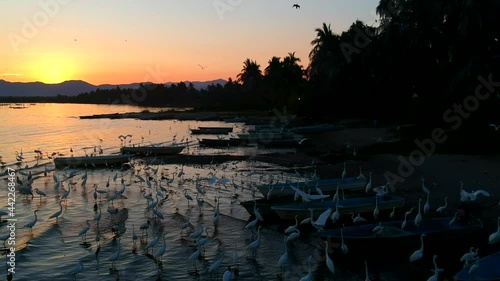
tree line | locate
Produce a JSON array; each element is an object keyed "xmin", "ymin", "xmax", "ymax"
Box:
[{"xmin": 4, "ymin": 0, "xmax": 499, "ymax": 129}]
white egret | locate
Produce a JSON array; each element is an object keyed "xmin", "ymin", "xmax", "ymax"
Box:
[
  {"xmin": 66, "ymin": 260, "xmax": 84, "ymax": 280},
  {"xmin": 389, "ymin": 206, "xmax": 396, "ymax": 219},
  {"xmin": 325, "ymin": 241, "xmax": 334, "ymax": 274},
  {"xmin": 154, "ymin": 233, "xmax": 168, "ymax": 263},
  {"xmin": 423, "ymin": 192, "xmax": 431, "ymax": 215},
  {"xmin": 24, "ymin": 210, "xmax": 39, "ymax": 233},
  {"xmin": 414, "ymin": 199, "xmax": 423, "ymax": 227},
  {"xmin": 222, "ymin": 266, "xmax": 231, "ymax": 281},
  {"xmin": 246, "ymin": 226, "xmax": 262, "ymax": 257},
  {"xmin": 421, "ymin": 177, "xmax": 430, "ymax": 194},
  {"xmin": 184, "ymin": 190, "xmax": 193, "ymax": 207},
  {"xmin": 351, "ymin": 213, "xmax": 367, "ymax": 223},
  {"xmin": 341, "ymin": 162, "xmax": 347, "ymax": 179},
  {"xmin": 365, "ymin": 172, "xmax": 372, "ymax": 193},
  {"xmin": 253, "ymin": 200, "xmax": 264, "ymax": 222},
  {"xmin": 340, "ymin": 227, "xmax": 348, "ymax": 254},
  {"xmin": 401, "ymin": 207, "xmax": 414, "ymax": 229},
  {"xmin": 284, "ymin": 215, "xmax": 298, "ymax": 234},
  {"xmin": 357, "ymin": 166, "xmax": 366, "ymax": 182},
  {"xmin": 373, "ymin": 195, "xmax": 379, "ymax": 219},
  {"xmin": 312, "ymin": 208, "xmax": 332, "ymax": 231},
  {"xmin": 435, "ymin": 197, "xmax": 448, "ymax": 214},
  {"xmin": 286, "ymin": 229, "xmax": 300, "ymax": 243},
  {"xmin": 489, "ymin": 217, "xmax": 500, "ymax": 244},
  {"xmin": 78, "ymin": 220, "xmax": 91, "ymax": 242},
  {"xmin": 365, "ymin": 261, "xmax": 371, "ymax": 281},
  {"xmin": 277, "ymin": 236, "xmax": 288, "ymax": 275},
  {"xmin": 299, "ymin": 256, "xmax": 313, "ymax": 281},
  {"xmin": 49, "ymin": 200, "xmax": 64, "ymax": 222},
  {"xmin": 409, "ymin": 234, "xmax": 425, "ymax": 262},
  {"xmin": 208, "ymin": 247, "xmax": 225, "ymax": 275},
  {"xmin": 330, "ymin": 197, "xmax": 340, "ymax": 223},
  {"xmin": 108, "ymin": 240, "xmax": 120, "ymax": 268}
]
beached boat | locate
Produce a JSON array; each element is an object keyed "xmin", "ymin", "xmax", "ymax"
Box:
[
  {"xmin": 54, "ymin": 154, "xmax": 133, "ymax": 168},
  {"xmin": 454, "ymin": 251, "xmax": 500, "ymax": 281},
  {"xmin": 190, "ymin": 127, "xmax": 233, "ymax": 135},
  {"xmin": 120, "ymin": 145, "xmax": 185, "ymax": 155},
  {"xmin": 256, "ymin": 176, "xmax": 366, "ymax": 197},
  {"xmin": 199, "ymin": 138, "xmax": 249, "ymax": 147},
  {"xmin": 271, "ymin": 195, "xmax": 406, "ymax": 221},
  {"xmin": 290, "ymin": 124, "xmax": 344, "ymax": 134}
]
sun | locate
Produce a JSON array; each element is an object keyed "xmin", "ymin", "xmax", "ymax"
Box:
[{"xmin": 31, "ymin": 56, "xmax": 76, "ymax": 84}]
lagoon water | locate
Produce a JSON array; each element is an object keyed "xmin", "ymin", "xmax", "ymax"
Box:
[{"xmin": 0, "ymin": 103, "xmax": 468, "ymax": 280}]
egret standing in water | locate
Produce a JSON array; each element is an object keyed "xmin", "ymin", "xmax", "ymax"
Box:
[
  {"xmin": 66, "ymin": 260, "xmax": 84, "ymax": 281},
  {"xmin": 24, "ymin": 210, "xmax": 39, "ymax": 234},
  {"xmin": 49, "ymin": 200, "xmax": 64, "ymax": 222}
]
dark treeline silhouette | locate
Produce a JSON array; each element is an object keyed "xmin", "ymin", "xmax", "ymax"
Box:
[{"xmin": 3, "ymin": 0, "xmax": 499, "ymax": 132}]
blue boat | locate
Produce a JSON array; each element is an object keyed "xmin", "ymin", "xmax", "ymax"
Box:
[{"xmin": 454, "ymin": 252, "xmax": 500, "ymax": 281}]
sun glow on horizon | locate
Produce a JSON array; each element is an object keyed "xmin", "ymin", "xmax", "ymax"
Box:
[{"xmin": 30, "ymin": 55, "xmax": 77, "ymax": 84}]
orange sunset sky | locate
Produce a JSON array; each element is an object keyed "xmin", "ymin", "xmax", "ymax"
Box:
[{"xmin": 1, "ymin": 0, "xmax": 380, "ymax": 85}]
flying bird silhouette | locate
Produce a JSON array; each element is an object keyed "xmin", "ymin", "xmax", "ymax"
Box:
[
  {"xmin": 490, "ymin": 124, "xmax": 500, "ymax": 131},
  {"xmin": 292, "ymin": 4, "xmax": 300, "ymax": 9},
  {"xmin": 198, "ymin": 64, "xmax": 208, "ymax": 70}
]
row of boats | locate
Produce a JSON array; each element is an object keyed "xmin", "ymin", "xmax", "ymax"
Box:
[{"xmin": 238, "ymin": 174, "xmax": 499, "ymax": 281}]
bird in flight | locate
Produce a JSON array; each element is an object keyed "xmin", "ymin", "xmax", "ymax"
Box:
[
  {"xmin": 292, "ymin": 3, "xmax": 300, "ymax": 9},
  {"xmin": 198, "ymin": 64, "xmax": 208, "ymax": 70},
  {"xmin": 490, "ymin": 124, "xmax": 500, "ymax": 131}
]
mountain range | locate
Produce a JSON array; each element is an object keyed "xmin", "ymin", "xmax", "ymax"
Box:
[{"xmin": 0, "ymin": 79, "xmax": 227, "ymax": 97}]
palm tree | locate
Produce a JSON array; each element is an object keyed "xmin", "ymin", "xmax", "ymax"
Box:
[{"xmin": 237, "ymin": 59, "xmax": 262, "ymax": 91}]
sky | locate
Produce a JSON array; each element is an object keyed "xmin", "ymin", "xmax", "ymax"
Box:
[{"xmin": 1, "ymin": 0, "xmax": 381, "ymax": 85}]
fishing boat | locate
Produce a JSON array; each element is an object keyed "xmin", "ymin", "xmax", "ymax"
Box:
[
  {"xmin": 53, "ymin": 154, "xmax": 133, "ymax": 168},
  {"xmin": 240, "ymin": 197, "xmax": 287, "ymax": 222},
  {"xmin": 313, "ymin": 216, "xmax": 484, "ymax": 242},
  {"xmin": 454, "ymin": 251, "xmax": 500, "ymax": 281},
  {"xmin": 256, "ymin": 176, "xmax": 366, "ymax": 198},
  {"xmin": 199, "ymin": 138, "xmax": 249, "ymax": 147},
  {"xmin": 271, "ymin": 195, "xmax": 406, "ymax": 221},
  {"xmin": 120, "ymin": 145, "xmax": 185, "ymax": 155},
  {"xmin": 190, "ymin": 126, "xmax": 233, "ymax": 135},
  {"xmin": 313, "ymin": 217, "xmax": 485, "ymax": 259}
]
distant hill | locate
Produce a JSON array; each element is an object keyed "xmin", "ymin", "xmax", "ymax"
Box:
[{"xmin": 0, "ymin": 79, "xmax": 228, "ymax": 97}]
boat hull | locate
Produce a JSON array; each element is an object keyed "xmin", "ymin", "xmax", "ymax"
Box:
[
  {"xmin": 256, "ymin": 177, "xmax": 366, "ymax": 197},
  {"xmin": 54, "ymin": 154, "xmax": 133, "ymax": 168},
  {"xmin": 190, "ymin": 127, "xmax": 233, "ymax": 134},
  {"xmin": 199, "ymin": 138, "xmax": 249, "ymax": 147},
  {"xmin": 271, "ymin": 195, "xmax": 406, "ymax": 221},
  {"xmin": 120, "ymin": 145, "xmax": 185, "ymax": 155},
  {"xmin": 454, "ymin": 251, "xmax": 500, "ymax": 281}
]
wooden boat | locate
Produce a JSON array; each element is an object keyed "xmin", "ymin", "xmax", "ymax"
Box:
[
  {"xmin": 54, "ymin": 154, "xmax": 133, "ymax": 168},
  {"xmin": 313, "ymin": 217, "xmax": 485, "ymax": 260},
  {"xmin": 454, "ymin": 251, "xmax": 500, "ymax": 281},
  {"xmin": 271, "ymin": 195, "xmax": 406, "ymax": 221},
  {"xmin": 290, "ymin": 124, "xmax": 344, "ymax": 134},
  {"xmin": 256, "ymin": 176, "xmax": 366, "ymax": 197},
  {"xmin": 190, "ymin": 127, "xmax": 233, "ymax": 135},
  {"xmin": 240, "ymin": 197, "xmax": 286, "ymax": 222},
  {"xmin": 199, "ymin": 138, "xmax": 249, "ymax": 147},
  {"xmin": 313, "ymin": 216, "xmax": 484, "ymax": 242},
  {"xmin": 120, "ymin": 145, "xmax": 185, "ymax": 155}
]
